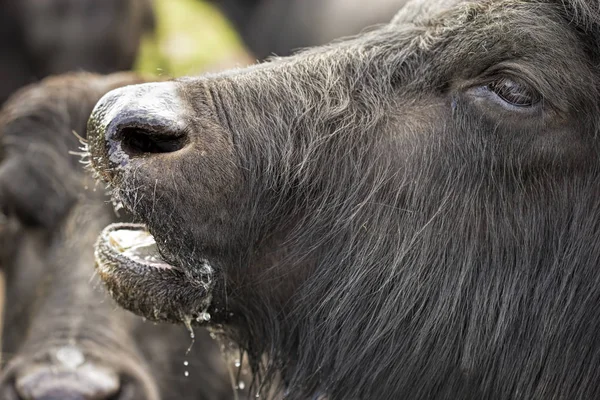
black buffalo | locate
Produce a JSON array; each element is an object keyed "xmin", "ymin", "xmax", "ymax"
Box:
[
  {"xmin": 0, "ymin": 0, "xmax": 155, "ymax": 105},
  {"xmin": 0, "ymin": 73, "xmax": 237, "ymax": 400},
  {"xmin": 88, "ymin": 0, "xmax": 600, "ymax": 398}
]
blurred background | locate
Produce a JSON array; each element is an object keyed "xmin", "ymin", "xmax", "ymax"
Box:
[
  {"xmin": 0, "ymin": 0, "xmax": 409, "ymax": 105},
  {"xmin": 134, "ymin": 0, "xmax": 249, "ymax": 77}
]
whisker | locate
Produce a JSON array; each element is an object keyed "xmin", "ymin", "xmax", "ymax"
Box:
[{"xmin": 71, "ymin": 130, "xmax": 88, "ymax": 145}]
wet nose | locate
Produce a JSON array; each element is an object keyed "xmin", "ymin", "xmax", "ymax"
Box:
[
  {"xmin": 14, "ymin": 363, "xmax": 119, "ymax": 400},
  {"xmin": 87, "ymin": 82, "xmax": 188, "ymax": 178}
]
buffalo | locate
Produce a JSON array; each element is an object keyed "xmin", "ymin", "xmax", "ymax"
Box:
[
  {"xmin": 88, "ymin": 0, "xmax": 600, "ymax": 399},
  {"xmin": 0, "ymin": 0, "xmax": 155, "ymax": 105},
  {"xmin": 0, "ymin": 73, "xmax": 237, "ymax": 400}
]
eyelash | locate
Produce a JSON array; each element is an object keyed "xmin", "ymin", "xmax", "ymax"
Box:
[{"xmin": 486, "ymin": 77, "xmax": 541, "ymax": 108}]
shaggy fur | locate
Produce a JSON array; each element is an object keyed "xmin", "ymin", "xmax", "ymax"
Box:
[
  {"xmin": 0, "ymin": 73, "xmax": 236, "ymax": 400},
  {"xmin": 89, "ymin": 0, "xmax": 600, "ymax": 398}
]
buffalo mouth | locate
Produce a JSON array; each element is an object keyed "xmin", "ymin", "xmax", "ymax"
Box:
[
  {"xmin": 95, "ymin": 223, "xmax": 214, "ymax": 325},
  {"xmin": 105, "ymin": 226, "xmax": 174, "ymax": 270}
]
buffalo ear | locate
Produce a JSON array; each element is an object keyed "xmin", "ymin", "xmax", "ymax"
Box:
[{"xmin": 0, "ymin": 152, "xmax": 78, "ymax": 230}]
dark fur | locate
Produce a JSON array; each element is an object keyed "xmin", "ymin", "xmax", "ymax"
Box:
[
  {"xmin": 0, "ymin": 73, "xmax": 235, "ymax": 400},
  {"xmin": 89, "ymin": 0, "xmax": 600, "ymax": 398},
  {"xmin": 0, "ymin": 0, "xmax": 154, "ymax": 105}
]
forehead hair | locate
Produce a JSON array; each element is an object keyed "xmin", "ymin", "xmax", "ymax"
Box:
[
  {"xmin": 392, "ymin": 0, "xmax": 600, "ymax": 67},
  {"xmin": 557, "ymin": 0, "xmax": 600, "ymax": 63},
  {"xmin": 395, "ymin": 0, "xmax": 600, "ymax": 31},
  {"xmin": 564, "ymin": 0, "xmax": 600, "ymax": 28}
]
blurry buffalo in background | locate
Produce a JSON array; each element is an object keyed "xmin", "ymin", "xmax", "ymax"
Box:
[
  {"xmin": 210, "ymin": 0, "xmax": 408, "ymax": 58},
  {"xmin": 0, "ymin": 73, "xmax": 238, "ymax": 400},
  {"xmin": 0, "ymin": 0, "xmax": 155, "ymax": 105}
]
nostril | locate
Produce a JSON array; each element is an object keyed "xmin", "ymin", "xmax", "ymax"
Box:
[
  {"xmin": 89, "ymin": 82, "xmax": 187, "ymax": 176},
  {"xmin": 119, "ymin": 127, "xmax": 187, "ymax": 156}
]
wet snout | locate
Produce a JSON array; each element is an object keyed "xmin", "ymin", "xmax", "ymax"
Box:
[
  {"xmin": 87, "ymin": 82, "xmax": 189, "ymax": 182},
  {"xmin": 2, "ymin": 345, "xmax": 158, "ymax": 400},
  {"xmin": 15, "ymin": 363, "xmax": 118, "ymax": 400}
]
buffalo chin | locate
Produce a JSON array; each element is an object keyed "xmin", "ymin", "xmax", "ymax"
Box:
[{"xmin": 94, "ymin": 223, "xmax": 215, "ymax": 325}]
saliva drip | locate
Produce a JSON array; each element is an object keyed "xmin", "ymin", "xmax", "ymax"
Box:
[
  {"xmin": 183, "ymin": 360, "xmax": 189, "ymax": 378},
  {"xmin": 183, "ymin": 316, "xmax": 196, "ymax": 356},
  {"xmin": 209, "ymin": 330, "xmax": 246, "ymax": 400},
  {"xmin": 197, "ymin": 312, "xmax": 211, "ymax": 322}
]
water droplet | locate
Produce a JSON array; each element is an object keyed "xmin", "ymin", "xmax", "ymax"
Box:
[
  {"xmin": 212, "ymin": 335, "xmax": 241, "ymax": 400},
  {"xmin": 184, "ymin": 371, "xmax": 189, "ymax": 377},
  {"xmin": 197, "ymin": 312, "xmax": 211, "ymax": 322},
  {"xmin": 112, "ymin": 200, "xmax": 124, "ymax": 211},
  {"xmin": 238, "ymin": 381, "xmax": 245, "ymax": 390},
  {"xmin": 234, "ymin": 360, "xmax": 241, "ymax": 368},
  {"xmin": 183, "ymin": 316, "xmax": 196, "ymax": 355},
  {"xmin": 183, "ymin": 361, "xmax": 189, "ymax": 366},
  {"xmin": 183, "ymin": 316, "xmax": 195, "ymax": 339}
]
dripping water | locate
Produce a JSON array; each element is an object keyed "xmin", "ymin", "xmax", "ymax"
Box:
[
  {"xmin": 209, "ymin": 329, "xmax": 247, "ymax": 400},
  {"xmin": 183, "ymin": 315, "xmax": 196, "ymax": 379}
]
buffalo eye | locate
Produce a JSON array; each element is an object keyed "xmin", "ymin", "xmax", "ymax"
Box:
[{"xmin": 487, "ymin": 77, "xmax": 541, "ymax": 107}]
